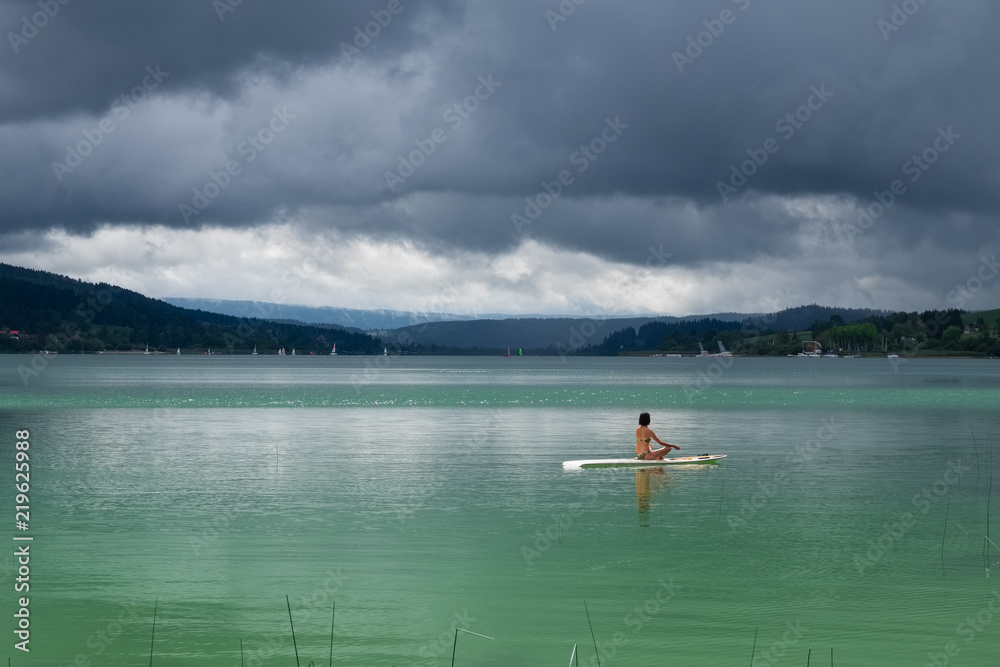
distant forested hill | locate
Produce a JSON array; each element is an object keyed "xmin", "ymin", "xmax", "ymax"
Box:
[
  {"xmin": 0, "ymin": 263, "xmax": 383, "ymax": 354},
  {"xmin": 749, "ymin": 305, "xmax": 885, "ymax": 331},
  {"xmin": 382, "ymin": 306, "xmax": 884, "ymax": 353},
  {"xmin": 385, "ymin": 316, "xmax": 745, "ymax": 352},
  {"xmin": 162, "ymin": 297, "xmax": 489, "ymax": 330}
]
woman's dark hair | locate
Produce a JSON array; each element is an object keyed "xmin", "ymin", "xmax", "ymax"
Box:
[{"xmin": 639, "ymin": 412, "xmax": 651, "ymax": 426}]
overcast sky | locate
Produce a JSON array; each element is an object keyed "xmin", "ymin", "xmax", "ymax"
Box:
[{"xmin": 1, "ymin": 0, "xmax": 998, "ymax": 316}]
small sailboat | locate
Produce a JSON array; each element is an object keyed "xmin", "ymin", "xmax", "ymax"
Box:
[
  {"xmin": 278, "ymin": 347, "xmax": 285, "ymax": 355},
  {"xmin": 291, "ymin": 348, "xmax": 296, "ymax": 356},
  {"xmin": 383, "ymin": 347, "xmax": 388, "ymax": 356},
  {"xmin": 252, "ymin": 345, "xmax": 258, "ymax": 355},
  {"xmin": 176, "ymin": 348, "xmax": 180, "ymax": 355},
  {"xmin": 519, "ymin": 348, "xmax": 523, "ymax": 356},
  {"xmin": 503, "ymin": 347, "xmax": 510, "ymax": 358},
  {"xmin": 331, "ymin": 344, "xmax": 337, "ymax": 356},
  {"xmin": 144, "ymin": 344, "xmax": 150, "ymax": 355}
]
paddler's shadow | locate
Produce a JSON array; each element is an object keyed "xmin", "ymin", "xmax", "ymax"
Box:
[{"xmin": 635, "ymin": 468, "xmax": 669, "ymax": 527}]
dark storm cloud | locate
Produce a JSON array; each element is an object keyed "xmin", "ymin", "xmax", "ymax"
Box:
[
  {"xmin": 1, "ymin": 0, "xmax": 998, "ymax": 279},
  {"xmin": 1, "ymin": 0, "xmax": 461, "ymax": 120}
]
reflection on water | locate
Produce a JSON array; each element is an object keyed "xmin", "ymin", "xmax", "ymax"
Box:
[
  {"xmin": 635, "ymin": 468, "xmax": 668, "ymax": 526},
  {"xmin": 3, "ymin": 357, "xmax": 1000, "ymax": 665}
]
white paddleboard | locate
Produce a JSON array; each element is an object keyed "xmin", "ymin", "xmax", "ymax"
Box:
[{"xmin": 562, "ymin": 454, "xmax": 726, "ymax": 469}]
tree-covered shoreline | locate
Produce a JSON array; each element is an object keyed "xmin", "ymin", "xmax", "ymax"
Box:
[
  {"xmin": 583, "ymin": 309, "xmax": 1000, "ymax": 357},
  {"xmin": 0, "ymin": 263, "xmax": 384, "ymax": 355},
  {"xmin": 2, "ymin": 262, "xmax": 997, "ymax": 357}
]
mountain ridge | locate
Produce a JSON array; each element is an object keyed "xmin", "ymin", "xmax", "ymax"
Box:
[
  {"xmin": 0, "ymin": 263, "xmax": 383, "ymax": 354},
  {"xmin": 162, "ymin": 297, "xmax": 886, "ymax": 349}
]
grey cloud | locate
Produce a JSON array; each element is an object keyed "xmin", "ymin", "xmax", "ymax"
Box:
[
  {"xmin": 2, "ymin": 0, "xmax": 461, "ymax": 120},
  {"xmin": 0, "ymin": 0, "xmax": 998, "ymax": 290}
]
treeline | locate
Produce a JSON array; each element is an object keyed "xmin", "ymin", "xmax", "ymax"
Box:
[
  {"xmin": 583, "ymin": 309, "xmax": 1000, "ymax": 356},
  {"xmin": 809, "ymin": 309, "xmax": 998, "ymax": 355},
  {"xmin": 579, "ymin": 319, "xmax": 745, "ymax": 355},
  {"xmin": 0, "ymin": 263, "xmax": 384, "ymax": 354}
]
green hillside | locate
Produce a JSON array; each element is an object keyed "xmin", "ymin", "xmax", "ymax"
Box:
[
  {"xmin": 962, "ymin": 308, "xmax": 1000, "ymax": 327},
  {"xmin": 0, "ymin": 263, "xmax": 383, "ymax": 354}
]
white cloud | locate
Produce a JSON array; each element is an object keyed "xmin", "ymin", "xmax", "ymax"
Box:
[{"xmin": 5, "ymin": 216, "xmax": 988, "ymax": 318}]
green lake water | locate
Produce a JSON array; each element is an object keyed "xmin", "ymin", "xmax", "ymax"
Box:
[{"xmin": 1, "ymin": 355, "xmax": 999, "ymax": 666}]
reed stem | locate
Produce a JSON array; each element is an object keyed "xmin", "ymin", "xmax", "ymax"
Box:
[
  {"xmin": 749, "ymin": 627, "xmax": 758, "ymax": 667},
  {"xmin": 450, "ymin": 628, "xmax": 494, "ymax": 667},
  {"xmin": 718, "ymin": 467, "xmax": 726, "ymax": 521},
  {"xmin": 330, "ymin": 600, "xmax": 337, "ymax": 667},
  {"xmin": 971, "ymin": 425, "xmax": 980, "ymax": 486},
  {"xmin": 148, "ymin": 596, "xmax": 158, "ymax": 667},
  {"xmin": 286, "ymin": 595, "xmax": 301, "ymax": 667},
  {"xmin": 987, "ymin": 434, "xmax": 993, "ymax": 541},
  {"xmin": 584, "ymin": 600, "xmax": 601, "ymax": 667},
  {"xmin": 941, "ymin": 497, "xmax": 951, "ymax": 574}
]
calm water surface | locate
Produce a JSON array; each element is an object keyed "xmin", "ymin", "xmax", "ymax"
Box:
[{"xmin": 1, "ymin": 355, "xmax": 999, "ymax": 665}]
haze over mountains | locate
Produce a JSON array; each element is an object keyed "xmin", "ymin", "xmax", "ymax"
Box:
[
  {"xmin": 162, "ymin": 297, "xmax": 549, "ymax": 331},
  {"xmin": 9, "ymin": 263, "xmax": 998, "ymax": 356},
  {"xmin": 163, "ymin": 297, "xmax": 884, "ymax": 348}
]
